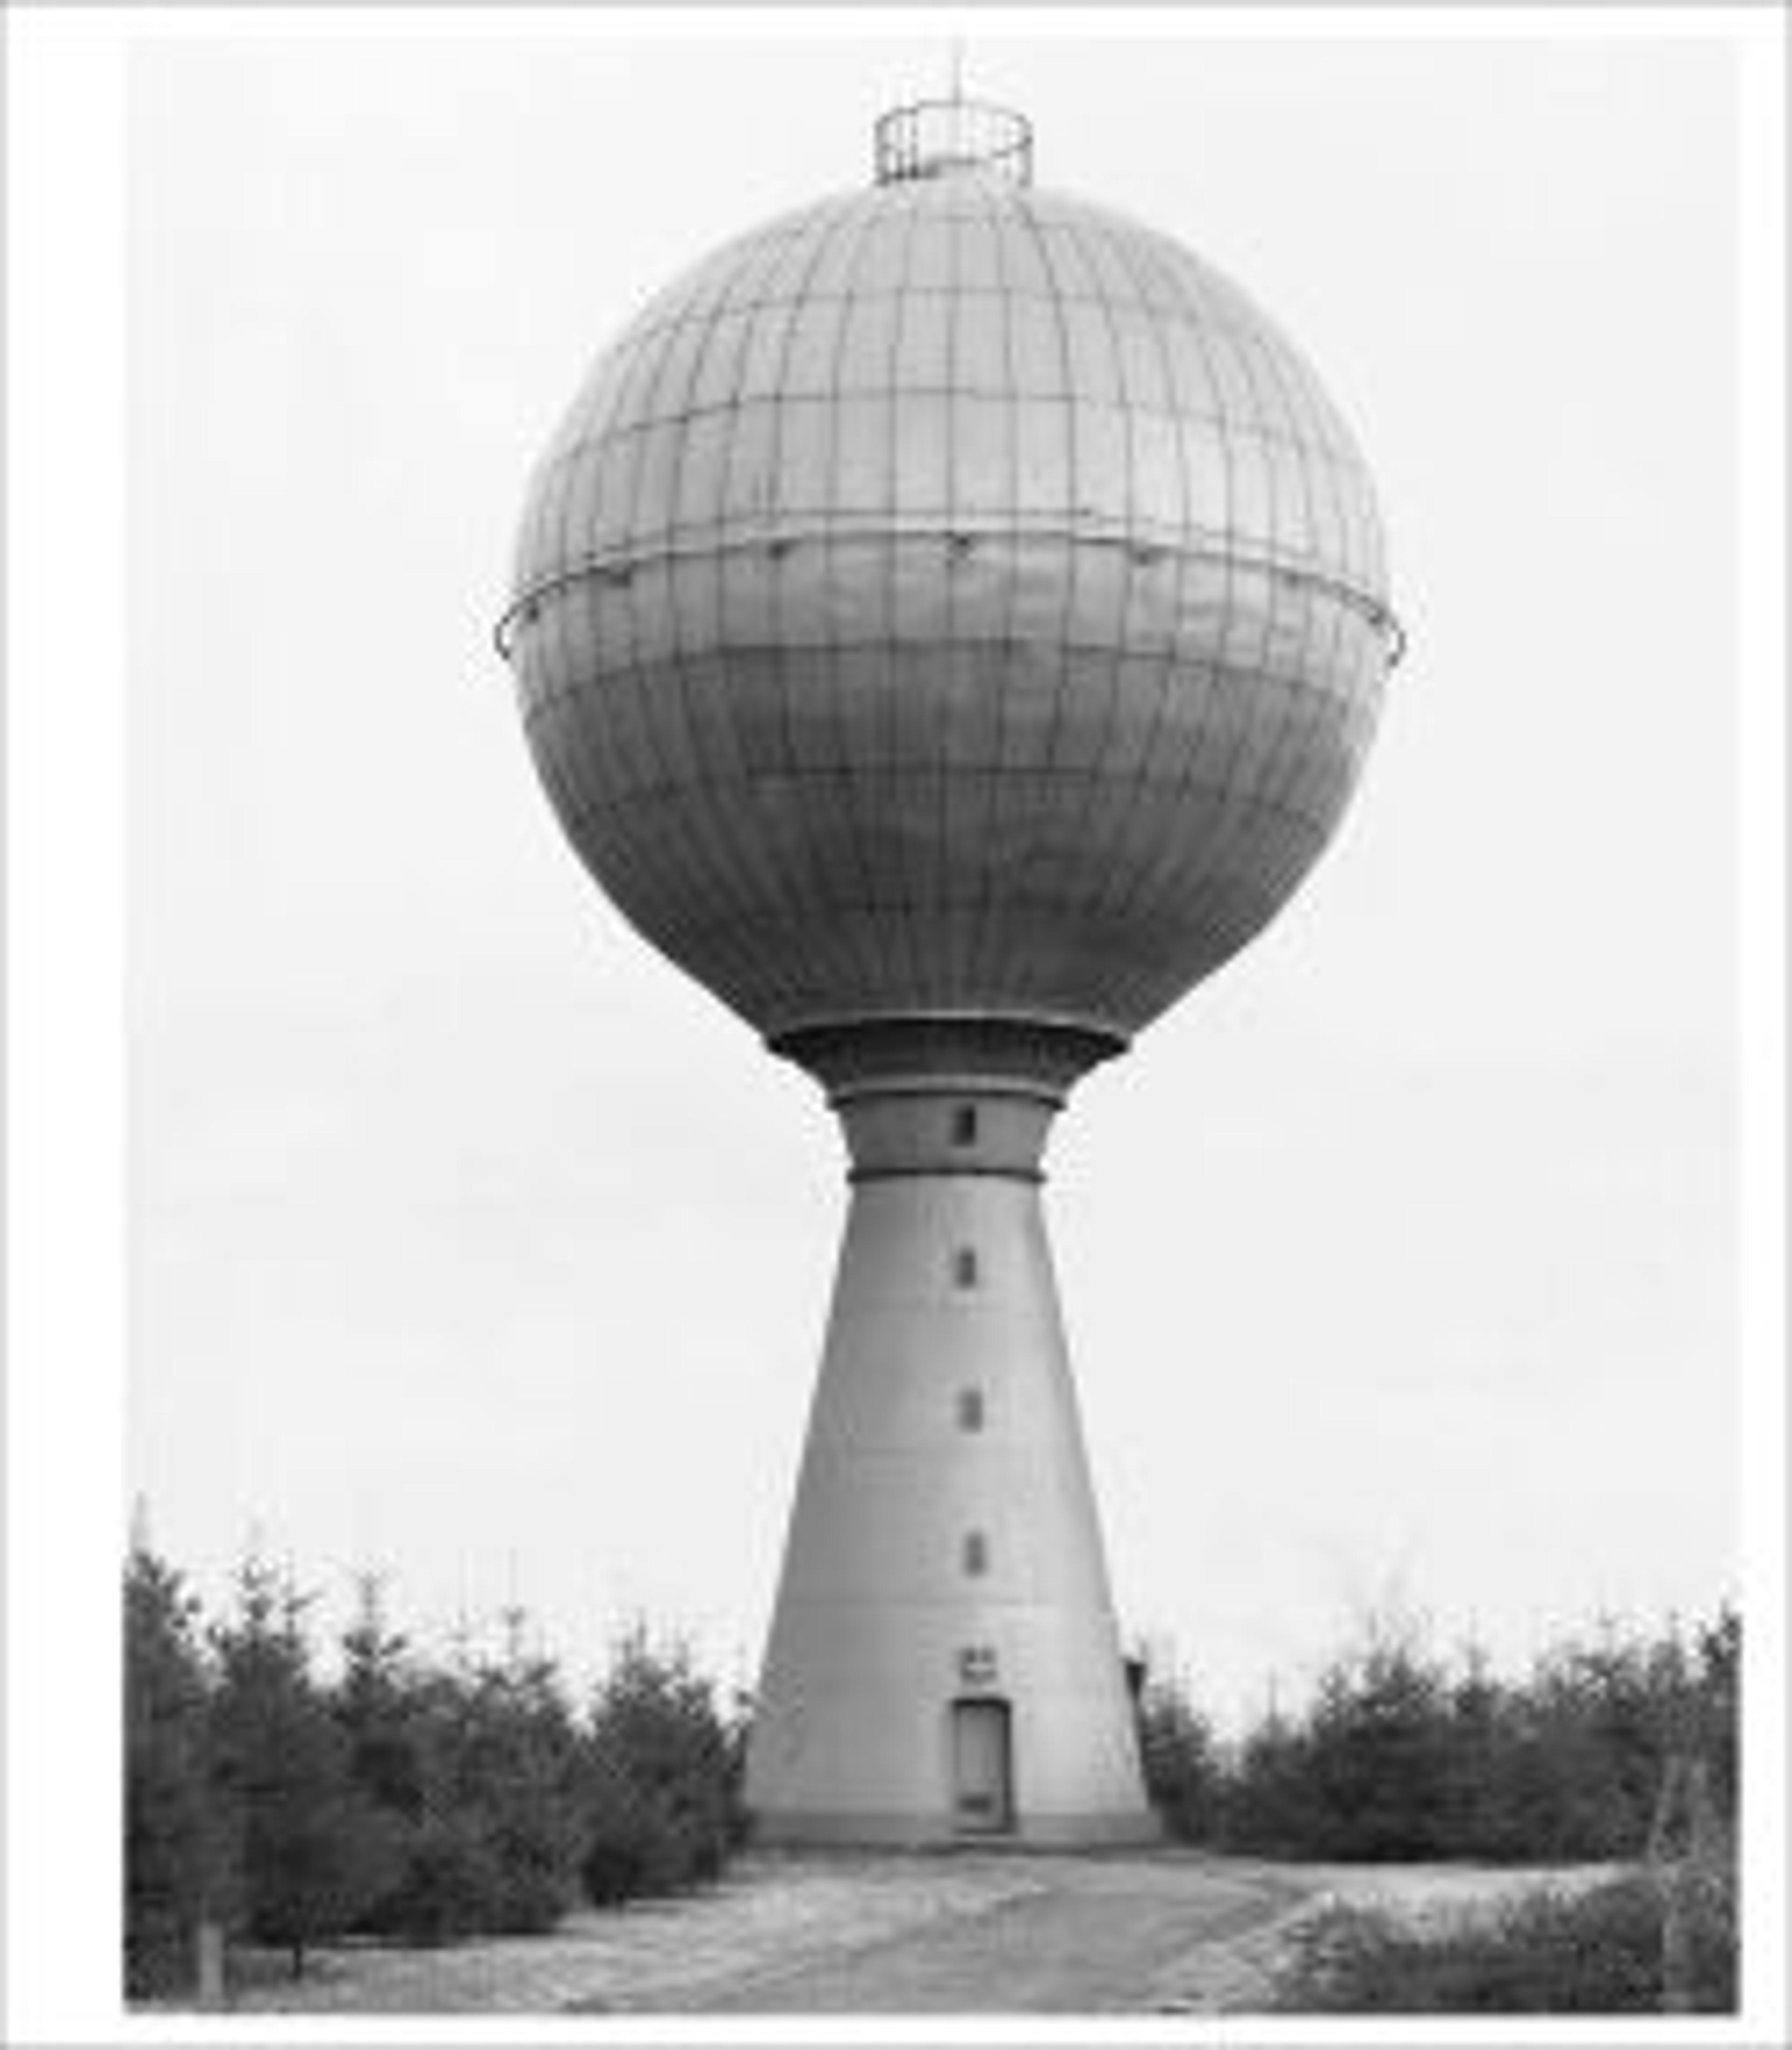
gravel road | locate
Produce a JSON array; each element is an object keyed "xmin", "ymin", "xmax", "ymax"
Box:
[
  {"xmin": 211, "ymin": 1850, "xmax": 1608, "ymax": 2017},
  {"xmin": 679, "ymin": 1857, "xmax": 1310, "ymax": 2014}
]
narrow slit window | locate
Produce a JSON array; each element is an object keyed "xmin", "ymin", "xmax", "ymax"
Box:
[
  {"xmin": 958, "ymin": 1388, "xmax": 985, "ymax": 1433},
  {"xmin": 963, "ymin": 1532, "xmax": 989, "ymax": 1577},
  {"xmin": 952, "ymin": 1104, "xmax": 979, "ymax": 1147},
  {"xmin": 953, "ymin": 1246, "xmax": 979, "ymax": 1290}
]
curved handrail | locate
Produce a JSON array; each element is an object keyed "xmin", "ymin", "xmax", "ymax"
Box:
[{"xmin": 493, "ymin": 518, "xmax": 1407, "ymax": 670}]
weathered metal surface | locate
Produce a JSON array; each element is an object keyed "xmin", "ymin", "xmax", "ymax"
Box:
[{"xmin": 504, "ymin": 164, "xmax": 1393, "ymax": 1048}]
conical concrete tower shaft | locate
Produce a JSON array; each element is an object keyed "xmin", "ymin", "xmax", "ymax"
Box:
[{"xmin": 745, "ymin": 1026, "xmax": 1154, "ymax": 1845}]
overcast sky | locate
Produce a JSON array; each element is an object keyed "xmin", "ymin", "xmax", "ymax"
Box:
[{"xmin": 120, "ymin": 19, "xmax": 1754, "ymax": 1736}]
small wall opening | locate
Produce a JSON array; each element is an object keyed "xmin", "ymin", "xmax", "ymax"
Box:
[
  {"xmin": 951, "ymin": 1104, "xmax": 979, "ymax": 1147},
  {"xmin": 957, "ymin": 1387, "xmax": 985, "ymax": 1432},
  {"xmin": 962, "ymin": 1531, "xmax": 989, "ymax": 1577},
  {"xmin": 952, "ymin": 1246, "xmax": 979, "ymax": 1289}
]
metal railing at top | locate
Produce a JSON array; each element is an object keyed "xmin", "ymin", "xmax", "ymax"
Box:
[{"xmin": 874, "ymin": 99, "xmax": 1034, "ymax": 189}]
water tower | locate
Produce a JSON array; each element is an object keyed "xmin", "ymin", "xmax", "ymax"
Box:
[{"xmin": 497, "ymin": 98, "xmax": 1400, "ymax": 1846}]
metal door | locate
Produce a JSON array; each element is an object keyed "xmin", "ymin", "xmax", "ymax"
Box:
[{"xmin": 951, "ymin": 1698, "xmax": 1013, "ymax": 1833}]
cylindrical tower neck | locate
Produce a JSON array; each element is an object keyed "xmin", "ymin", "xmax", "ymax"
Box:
[
  {"xmin": 770, "ymin": 1016, "xmax": 1127, "ymax": 1183},
  {"xmin": 836, "ymin": 1083, "xmax": 1058, "ymax": 1186}
]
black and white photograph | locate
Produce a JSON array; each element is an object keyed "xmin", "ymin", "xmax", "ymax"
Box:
[{"xmin": 6, "ymin": 5, "xmax": 1787, "ymax": 2039}]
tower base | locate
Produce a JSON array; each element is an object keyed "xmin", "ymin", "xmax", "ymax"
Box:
[
  {"xmin": 750, "ymin": 1807, "xmax": 1162, "ymax": 1851},
  {"xmin": 743, "ymin": 1019, "xmax": 1154, "ymax": 1851}
]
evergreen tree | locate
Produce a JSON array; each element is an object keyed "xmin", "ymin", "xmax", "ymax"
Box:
[
  {"xmin": 1214, "ymin": 1604, "xmax": 1743, "ymax": 1866},
  {"xmin": 581, "ymin": 1623, "xmax": 740, "ymax": 1904},
  {"xmin": 1693, "ymin": 1606, "xmax": 1739, "ymax": 1815},
  {"xmin": 209, "ymin": 1556, "xmax": 399, "ymax": 1977},
  {"xmin": 1221, "ymin": 1705, "xmax": 1322, "ymax": 1855},
  {"xmin": 1518, "ymin": 1624, "xmax": 1660, "ymax": 1858},
  {"xmin": 375, "ymin": 1808, "xmax": 505, "ymax": 1945},
  {"xmin": 1134, "ymin": 1660, "xmax": 1221, "ymax": 1844},
  {"xmin": 334, "ymin": 1572, "xmax": 428, "ymax": 1821},
  {"xmin": 448, "ymin": 1610, "xmax": 587, "ymax": 1932},
  {"xmin": 330, "ymin": 1571, "xmax": 452, "ymax": 1940},
  {"xmin": 124, "ymin": 1542, "xmax": 231, "ymax": 1994},
  {"xmin": 1303, "ymin": 1635, "xmax": 1456, "ymax": 1858},
  {"xmin": 1439, "ymin": 1644, "xmax": 1512, "ymax": 1858}
]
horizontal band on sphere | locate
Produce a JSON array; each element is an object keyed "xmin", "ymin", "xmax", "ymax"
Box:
[{"xmin": 495, "ymin": 520, "xmax": 1404, "ymax": 669}]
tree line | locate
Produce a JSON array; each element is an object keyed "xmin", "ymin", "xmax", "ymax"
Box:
[
  {"xmin": 1136, "ymin": 1602, "xmax": 1739, "ymax": 1863},
  {"xmin": 129, "ymin": 1532, "xmax": 1740, "ymax": 2002},
  {"xmin": 126, "ymin": 1543, "xmax": 745, "ymax": 1996}
]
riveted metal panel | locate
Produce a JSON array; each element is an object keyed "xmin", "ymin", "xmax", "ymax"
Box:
[{"xmin": 505, "ymin": 167, "xmax": 1395, "ymax": 1046}]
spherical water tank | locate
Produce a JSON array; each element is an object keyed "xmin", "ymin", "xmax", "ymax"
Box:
[{"xmin": 501, "ymin": 101, "xmax": 1398, "ymax": 1057}]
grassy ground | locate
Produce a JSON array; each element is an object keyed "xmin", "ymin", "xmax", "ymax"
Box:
[
  {"xmin": 143, "ymin": 1851, "xmax": 1644, "ymax": 2016},
  {"xmin": 1267, "ymin": 1864, "xmax": 1736, "ymax": 2014}
]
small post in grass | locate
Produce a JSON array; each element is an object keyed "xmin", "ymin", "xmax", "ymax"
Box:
[
  {"xmin": 195, "ymin": 1919, "xmax": 225, "ymax": 2008},
  {"xmin": 1648, "ymin": 1752, "xmax": 1717, "ymax": 2015}
]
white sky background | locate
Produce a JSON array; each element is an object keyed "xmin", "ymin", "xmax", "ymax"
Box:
[{"xmin": 125, "ymin": 21, "xmax": 1747, "ymax": 1736}]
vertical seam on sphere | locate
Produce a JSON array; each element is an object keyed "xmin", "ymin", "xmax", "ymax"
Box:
[
  {"xmin": 614, "ymin": 497, "xmax": 685, "ymax": 977},
  {"xmin": 936, "ymin": 189, "xmax": 966, "ymax": 998},
  {"xmin": 821, "ymin": 197, "xmax": 890, "ymax": 1009},
  {"xmin": 1230, "ymin": 342, "xmax": 1310, "ymax": 851},
  {"xmin": 1054, "ymin": 205, "xmax": 1139, "ymax": 977},
  {"xmin": 1089, "ymin": 220, "xmax": 1202, "ymax": 1014},
  {"xmin": 710, "ymin": 233, "xmax": 789, "ymax": 997},
  {"xmin": 657, "ymin": 282, "xmax": 732, "ymax": 967},
  {"xmin": 758, "ymin": 198, "xmax": 861, "ymax": 1014},
  {"xmin": 1207, "ymin": 343, "xmax": 1289, "ymax": 933},
  {"xmin": 698, "ymin": 201, "xmax": 842, "ymax": 1014},
  {"xmin": 885, "ymin": 186, "xmax": 931, "ymax": 1004},
  {"xmin": 795, "ymin": 193, "xmax": 879, "ymax": 1016},
  {"xmin": 967, "ymin": 178, "xmax": 1025, "ymax": 1012},
  {"xmin": 1098, "ymin": 453, "xmax": 1225, "ymax": 961},
  {"xmin": 1252, "ymin": 335, "xmax": 1345, "ymax": 839},
  {"xmin": 874, "ymin": 191, "xmax": 914, "ymax": 995},
  {"xmin": 1277, "ymin": 351, "xmax": 1358, "ymax": 725},
  {"xmin": 1008, "ymin": 187, "xmax": 1081, "ymax": 1015},
  {"xmin": 1155, "ymin": 239, "xmax": 1242, "ymax": 982},
  {"xmin": 661, "ymin": 252, "xmax": 768, "ymax": 999},
  {"xmin": 548, "ymin": 377, "xmax": 653, "ymax": 931},
  {"xmin": 619, "ymin": 262, "xmax": 731, "ymax": 994}
]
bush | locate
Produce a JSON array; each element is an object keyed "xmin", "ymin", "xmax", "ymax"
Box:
[
  {"xmin": 1207, "ymin": 1630, "xmax": 1464, "ymax": 1861},
  {"xmin": 580, "ymin": 1626, "xmax": 743, "ymax": 1907},
  {"xmin": 371, "ymin": 1812, "xmax": 504, "ymax": 1946},
  {"xmin": 1135, "ymin": 1669, "xmax": 1222, "ymax": 1844},
  {"xmin": 578, "ymin": 1765, "xmax": 678, "ymax": 1905},
  {"xmin": 444, "ymin": 1652, "xmax": 588, "ymax": 1933},
  {"xmin": 1183, "ymin": 1605, "xmax": 1743, "ymax": 1868},
  {"xmin": 209, "ymin": 1560, "xmax": 404, "ymax": 1976},
  {"xmin": 337, "ymin": 1592, "xmax": 588, "ymax": 1939},
  {"xmin": 124, "ymin": 1541, "xmax": 761, "ymax": 1990},
  {"xmin": 1272, "ymin": 1869, "xmax": 1736, "ymax": 2014},
  {"xmin": 125, "ymin": 1546, "xmax": 235, "ymax": 1996}
]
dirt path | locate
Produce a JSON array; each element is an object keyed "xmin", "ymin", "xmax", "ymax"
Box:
[
  {"xmin": 210, "ymin": 1851, "xmax": 1610, "ymax": 2017},
  {"xmin": 681, "ymin": 1861, "xmax": 1309, "ymax": 2015}
]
